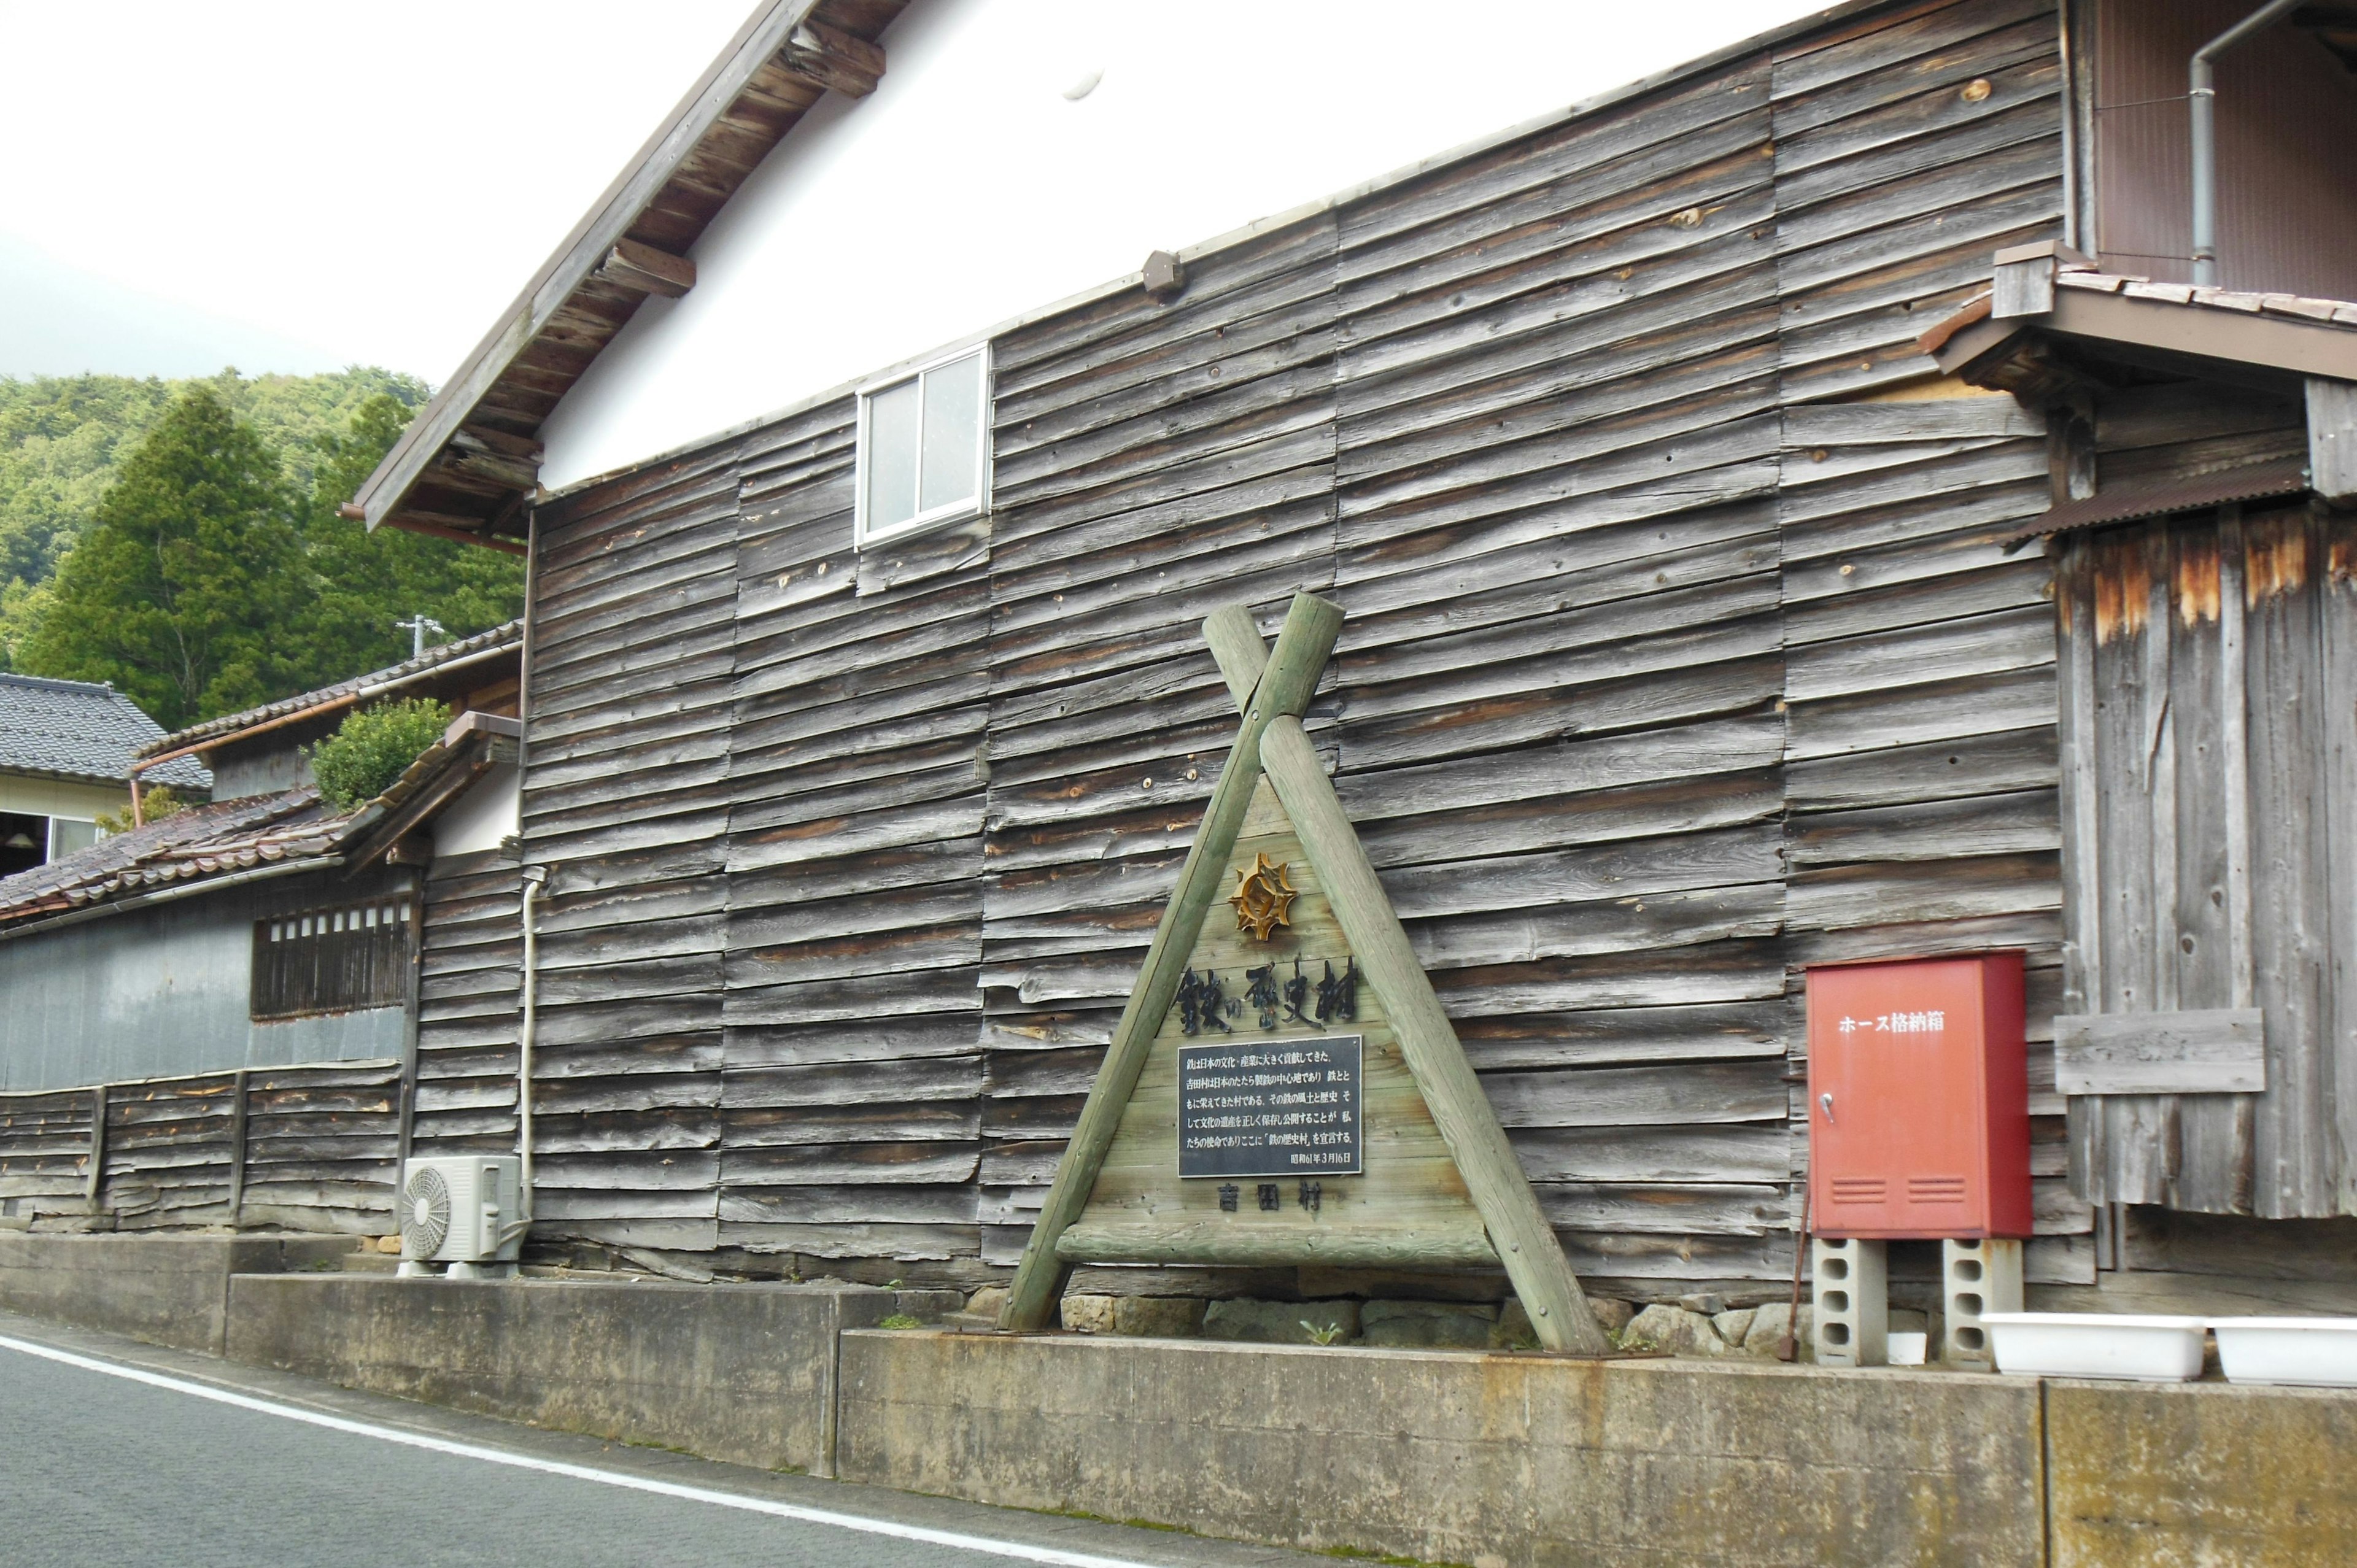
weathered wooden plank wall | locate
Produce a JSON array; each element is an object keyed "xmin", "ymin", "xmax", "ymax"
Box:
[
  {"xmin": 0, "ymin": 1063, "xmax": 398, "ymax": 1234},
  {"xmin": 490, "ymin": 0, "xmax": 2094, "ymax": 1294},
  {"xmin": 979, "ymin": 217, "xmax": 1344, "ymax": 1272},
  {"xmin": 1769, "ymin": 0, "xmax": 2086, "ymax": 1283},
  {"xmin": 409, "ymin": 848, "xmax": 524, "ymax": 1159},
  {"xmin": 2060, "ymin": 495, "xmax": 2357, "ymax": 1219},
  {"xmin": 719, "ymin": 400, "xmax": 990, "ymax": 1274},
  {"xmin": 520, "ymin": 442, "xmax": 748, "ymax": 1257},
  {"xmin": 1327, "ymin": 44, "xmax": 1789, "ymax": 1296}
]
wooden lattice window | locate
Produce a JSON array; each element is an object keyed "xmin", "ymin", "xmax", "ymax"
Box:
[{"xmin": 251, "ymin": 900, "xmax": 414, "ymax": 1021}]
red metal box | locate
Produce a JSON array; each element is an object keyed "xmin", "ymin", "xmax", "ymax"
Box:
[{"xmin": 1806, "ymin": 952, "xmax": 2032, "ymax": 1240}]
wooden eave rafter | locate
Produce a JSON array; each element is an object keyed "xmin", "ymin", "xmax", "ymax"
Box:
[
  {"xmin": 346, "ymin": 0, "xmax": 899, "ymax": 548},
  {"xmin": 1929, "ymin": 285, "xmax": 2357, "ymax": 396}
]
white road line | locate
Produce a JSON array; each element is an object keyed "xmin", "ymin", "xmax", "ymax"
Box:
[{"xmin": 0, "ymin": 1332, "xmax": 1163, "ymax": 1568}]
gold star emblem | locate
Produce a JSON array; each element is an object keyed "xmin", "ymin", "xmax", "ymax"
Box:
[{"xmin": 1228, "ymin": 852, "xmax": 1297, "ymax": 941}]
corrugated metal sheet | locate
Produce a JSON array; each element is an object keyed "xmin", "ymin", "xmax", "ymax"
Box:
[
  {"xmin": 2092, "ymin": 0, "xmax": 2357, "ymax": 298},
  {"xmin": 0, "ymin": 871, "xmax": 408, "ymax": 1093}
]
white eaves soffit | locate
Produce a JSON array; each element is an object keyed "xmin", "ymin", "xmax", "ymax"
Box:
[{"xmin": 535, "ymin": 0, "xmax": 1830, "ymax": 490}]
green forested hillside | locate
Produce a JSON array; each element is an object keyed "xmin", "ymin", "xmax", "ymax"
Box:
[
  {"xmin": 0, "ymin": 368, "xmax": 527, "ymax": 728},
  {"xmin": 0, "ymin": 368, "xmax": 428, "ymax": 593}
]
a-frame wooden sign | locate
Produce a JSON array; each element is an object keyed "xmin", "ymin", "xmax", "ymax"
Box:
[{"xmin": 1002, "ymin": 593, "xmax": 1612, "ymax": 1353}]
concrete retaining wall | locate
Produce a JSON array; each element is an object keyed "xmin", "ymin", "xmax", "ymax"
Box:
[
  {"xmin": 226, "ymin": 1275, "xmax": 961, "ymax": 1475},
  {"xmin": 0, "ymin": 1232, "xmax": 352, "ymax": 1354},
  {"xmin": 2046, "ymin": 1378, "xmax": 2357, "ymax": 1566},
  {"xmin": 838, "ymin": 1332, "xmax": 2049, "ymax": 1568}
]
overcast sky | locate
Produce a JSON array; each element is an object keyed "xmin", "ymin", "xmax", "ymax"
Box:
[
  {"xmin": 0, "ymin": 1, "xmax": 1822, "ymax": 388},
  {"xmin": 0, "ymin": 1, "xmax": 753, "ymax": 381}
]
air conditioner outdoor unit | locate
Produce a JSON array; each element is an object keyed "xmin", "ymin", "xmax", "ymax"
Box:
[{"xmin": 397, "ymin": 1155, "xmax": 525, "ymax": 1277}]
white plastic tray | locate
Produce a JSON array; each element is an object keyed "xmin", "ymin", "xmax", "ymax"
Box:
[
  {"xmin": 1981, "ymin": 1312, "xmax": 2207, "ymax": 1381},
  {"xmin": 2211, "ymin": 1318, "xmax": 2357, "ymax": 1388}
]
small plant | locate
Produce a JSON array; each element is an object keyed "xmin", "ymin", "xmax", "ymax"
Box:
[
  {"xmin": 306, "ymin": 698, "xmax": 451, "ymax": 809},
  {"xmin": 1301, "ymin": 1319, "xmax": 1347, "ymax": 1346},
  {"xmin": 95, "ymin": 784, "xmax": 186, "ymax": 835},
  {"xmin": 877, "ymin": 1313, "xmax": 924, "ymax": 1330}
]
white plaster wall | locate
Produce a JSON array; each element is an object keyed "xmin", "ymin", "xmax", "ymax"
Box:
[
  {"xmin": 433, "ymin": 763, "xmax": 521, "ymax": 859},
  {"xmin": 538, "ymin": 0, "xmax": 1824, "ymax": 489}
]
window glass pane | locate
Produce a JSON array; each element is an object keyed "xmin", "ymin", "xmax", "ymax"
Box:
[
  {"xmin": 918, "ymin": 353, "xmax": 983, "ymax": 514},
  {"xmin": 48, "ymin": 818, "xmax": 98, "ymax": 858},
  {"xmin": 864, "ymin": 378, "xmax": 921, "ymax": 531}
]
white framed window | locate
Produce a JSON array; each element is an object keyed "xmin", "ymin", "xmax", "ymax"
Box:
[
  {"xmin": 47, "ymin": 817, "xmax": 99, "ymax": 858},
  {"xmin": 854, "ymin": 343, "xmax": 990, "ymax": 549}
]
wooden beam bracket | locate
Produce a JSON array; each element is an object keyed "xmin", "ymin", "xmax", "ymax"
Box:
[
  {"xmin": 594, "ymin": 237, "xmax": 697, "ymax": 299},
  {"xmin": 782, "ymin": 19, "xmax": 884, "ymax": 97}
]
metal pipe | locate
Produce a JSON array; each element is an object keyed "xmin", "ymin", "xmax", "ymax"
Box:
[
  {"xmin": 2191, "ymin": 0, "xmax": 2305, "ymax": 287},
  {"xmin": 516, "ymin": 863, "xmax": 547, "ymax": 1225}
]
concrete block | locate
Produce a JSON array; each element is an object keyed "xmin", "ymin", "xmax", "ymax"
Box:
[
  {"xmin": 1490, "ymin": 1300, "xmax": 1538, "ymax": 1350},
  {"xmin": 1110, "ymin": 1296, "xmax": 1206, "ymax": 1337},
  {"xmin": 226, "ymin": 1274, "xmax": 958, "ymax": 1477},
  {"xmin": 2048, "ymin": 1379, "xmax": 2357, "ymax": 1566},
  {"xmin": 1360, "ymin": 1299, "xmax": 1495, "ymax": 1348},
  {"xmin": 1813, "ymin": 1236, "xmax": 1887, "ymax": 1367},
  {"xmin": 837, "ymin": 1332, "xmax": 2048, "ymax": 1568},
  {"xmin": 0, "ymin": 1232, "xmax": 352, "ymax": 1354},
  {"xmin": 1060, "ymin": 1294, "xmax": 1116, "ymax": 1334},
  {"xmin": 1202, "ymin": 1297, "xmax": 1361, "ymax": 1345},
  {"xmin": 1942, "ymin": 1237, "xmax": 2021, "ymax": 1369}
]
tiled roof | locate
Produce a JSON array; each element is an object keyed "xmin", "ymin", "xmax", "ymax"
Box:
[
  {"xmin": 2051, "ymin": 268, "xmax": 2357, "ymax": 326},
  {"xmin": 0, "ymin": 788, "xmax": 339, "ymax": 923},
  {"xmin": 0, "ymin": 706, "xmax": 516, "ymax": 929},
  {"xmin": 138, "ymin": 620, "xmax": 523, "ymax": 760},
  {"xmin": 0, "ymin": 674, "xmax": 210, "ymax": 792}
]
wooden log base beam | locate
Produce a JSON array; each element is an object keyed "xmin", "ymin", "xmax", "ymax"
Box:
[
  {"xmin": 595, "ymin": 237, "xmax": 697, "ymax": 299},
  {"xmin": 781, "ymin": 20, "xmax": 884, "ymax": 98},
  {"xmin": 1000, "ymin": 593, "xmax": 1344, "ymax": 1333}
]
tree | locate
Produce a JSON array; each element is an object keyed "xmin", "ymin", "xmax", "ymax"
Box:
[
  {"xmin": 20, "ymin": 387, "xmax": 307, "ymax": 728},
  {"xmin": 292, "ymin": 393, "xmax": 524, "ymax": 690}
]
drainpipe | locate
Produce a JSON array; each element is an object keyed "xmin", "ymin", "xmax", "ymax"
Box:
[
  {"xmin": 2191, "ymin": 0, "xmax": 2304, "ymax": 286},
  {"xmin": 516, "ymin": 862, "xmax": 546, "ymax": 1226}
]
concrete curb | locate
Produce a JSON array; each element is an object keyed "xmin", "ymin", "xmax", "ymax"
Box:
[
  {"xmin": 0, "ymin": 1232, "xmax": 353, "ymax": 1354},
  {"xmin": 227, "ymin": 1273, "xmax": 961, "ymax": 1476}
]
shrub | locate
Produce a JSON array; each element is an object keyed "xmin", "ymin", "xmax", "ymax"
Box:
[
  {"xmin": 307, "ymin": 698, "xmax": 451, "ymax": 809},
  {"xmin": 94, "ymin": 783, "xmax": 186, "ymax": 835}
]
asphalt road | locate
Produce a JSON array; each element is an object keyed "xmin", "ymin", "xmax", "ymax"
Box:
[{"xmin": 0, "ymin": 1311, "xmax": 1315, "ymax": 1568}]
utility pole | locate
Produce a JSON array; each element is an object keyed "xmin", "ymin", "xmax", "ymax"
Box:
[{"xmin": 395, "ymin": 614, "xmax": 447, "ymax": 660}]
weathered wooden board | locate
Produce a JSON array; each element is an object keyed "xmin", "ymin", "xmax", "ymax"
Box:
[{"xmin": 2054, "ymin": 1011, "xmax": 2267, "ymax": 1096}]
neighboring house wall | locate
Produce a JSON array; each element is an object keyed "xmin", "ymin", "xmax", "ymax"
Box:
[
  {"xmin": 535, "ymin": 0, "xmax": 1828, "ymax": 488},
  {"xmin": 0, "ymin": 872, "xmax": 411, "ymax": 1094},
  {"xmin": 512, "ymin": 0, "xmax": 2082, "ymax": 1291},
  {"xmin": 433, "ymin": 765, "xmax": 521, "ymax": 858},
  {"xmin": 0, "ymin": 775, "xmax": 128, "ymax": 822},
  {"xmin": 209, "ymin": 746, "xmax": 315, "ymax": 802}
]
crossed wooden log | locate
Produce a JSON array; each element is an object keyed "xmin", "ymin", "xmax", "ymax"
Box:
[{"xmin": 1002, "ymin": 592, "xmax": 1611, "ymax": 1354}]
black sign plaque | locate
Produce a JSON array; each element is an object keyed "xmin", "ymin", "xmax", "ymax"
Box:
[{"xmin": 1177, "ymin": 1035, "xmax": 1362, "ymax": 1180}]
